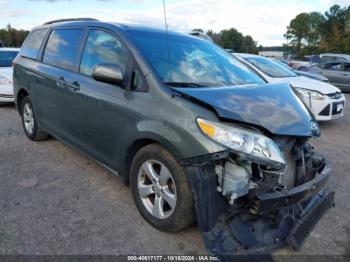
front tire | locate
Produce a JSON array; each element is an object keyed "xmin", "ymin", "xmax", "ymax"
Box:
[
  {"xmin": 130, "ymin": 144, "xmax": 194, "ymax": 232},
  {"xmin": 20, "ymin": 96, "xmax": 49, "ymax": 141}
]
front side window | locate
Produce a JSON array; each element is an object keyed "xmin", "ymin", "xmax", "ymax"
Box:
[
  {"xmin": 43, "ymin": 29, "xmax": 84, "ymax": 71},
  {"xmin": 130, "ymin": 31, "xmax": 264, "ymax": 87},
  {"xmin": 246, "ymin": 56, "xmax": 297, "ymax": 78},
  {"xmin": 21, "ymin": 29, "xmax": 48, "ymax": 59},
  {"xmin": 80, "ymin": 30, "xmax": 129, "ymax": 76},
  {"xmin": 324, "ymin": 62, "xmax": 342, "ymax": 71},
  {"xmin": 0, "ymin": 51, "xmax": 19, "ymax": 67}
]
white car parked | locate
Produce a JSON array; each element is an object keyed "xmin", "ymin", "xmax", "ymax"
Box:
[
  {"xmin": 235, "ymin": 53, "xmax": 346, "ymax": 121},
  {"xmin": 0, "ymin": 48, "xmax": 20, "ymax": 103}
]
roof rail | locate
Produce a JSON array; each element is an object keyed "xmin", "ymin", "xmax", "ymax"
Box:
[{"xmin": 43, "ymin": 18, "xmax": 99, "ymax": 25}]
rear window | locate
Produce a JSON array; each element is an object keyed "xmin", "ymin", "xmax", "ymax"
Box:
[
  {"xmin": 246, "ymin": 56, "xmax": 297, "ymax": 78},
  {"xmin": 21, "ymin": 29, "xmax": 48, "ymax": 60},
  {"xmin": 43, "ymin": 29, "xmax": 84, "ymax": 71},
  {"xmin": 0, "ymin": 51, "xmax": 19, "ymax": 67}
]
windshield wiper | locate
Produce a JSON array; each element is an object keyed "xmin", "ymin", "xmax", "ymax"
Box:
[{"xmin": 165, "ymin": 81, "xmax": 206, "ymax": 88}]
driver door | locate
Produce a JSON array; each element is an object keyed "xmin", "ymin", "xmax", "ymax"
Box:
[{"xmin": 70, "ymin": 29, "xmax": 132, "ymax": 171}]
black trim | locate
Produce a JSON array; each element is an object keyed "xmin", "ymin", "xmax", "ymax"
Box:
[
  {"xmin": 332, "ymin": 101, "xmax": 345, "ymax": 115},
  {"xmin": 319, "ymin": 104, "xmax": 330, "ymax": 116},
  {"xmin": 327, "ymin": 92, "xmax": 342, "ymax": 99}
]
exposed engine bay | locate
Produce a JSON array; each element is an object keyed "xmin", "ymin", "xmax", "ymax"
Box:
[
  {"xmin": 182, "ymin": 137, "xmax": 334, "ymax": 259},
  {"xmin": 214, "ymin": 137, "xmax": 324, "ymax": 204}
]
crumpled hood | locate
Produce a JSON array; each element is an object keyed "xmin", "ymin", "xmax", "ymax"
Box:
[
  {"xmin": 270, "ymin": 76, "xmax": 340, "ymax": 94},
  {"xmin": 175, "ymin": 82, "xmax": 319, "ymax": 137}
]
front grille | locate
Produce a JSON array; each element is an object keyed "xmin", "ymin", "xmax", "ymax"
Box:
[
  {"xmin": 327, "ymin": 92, "xmax": 342, "ymax": 99},
  {"xmin": 319, "ymin": 104, "xmax": 330, "ymax": 116},
  {"xmin": 0, "ymin": 94, "xmax": 13, "ymax": 98},
  {"xmin": 332, "ymin": 101, "xmax": 345, "ymax": 115}
]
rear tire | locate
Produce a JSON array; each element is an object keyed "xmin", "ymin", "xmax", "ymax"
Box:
[
  {"xmin": 130, "ymin": 144, "xmax": 194, "ymax": 232},
  {"xmin": 20, "ymin": 96, "xmax": 49, "ymax": 141}
]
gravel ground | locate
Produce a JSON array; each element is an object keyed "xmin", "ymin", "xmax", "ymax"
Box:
[{"xmin": 0, "ymin": 95, "xmax": 349, "ymax": 257}]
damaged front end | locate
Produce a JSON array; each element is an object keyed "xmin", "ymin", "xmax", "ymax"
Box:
[{"xmin": 182, "ymin": 138, "xmax": 334, "ymax": 257}]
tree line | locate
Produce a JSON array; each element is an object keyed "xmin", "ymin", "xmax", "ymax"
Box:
[
  {"xmin": 208, "ymin": 28, "xmax": 259, "ymax": 54},
  {"xmin": 192, "ymin": 28, "xmax": 259, "ymax": 54},
  {"xmin": 284, "ymin": 4, "xmax": 350, "ymax": 58},
  {"xmin": 0, "ymin": 24, "xmax": 29, "ymax": 47},
  {"xmin": 1, "ymin": 4, "xmax": 348, "ymax": 58}
]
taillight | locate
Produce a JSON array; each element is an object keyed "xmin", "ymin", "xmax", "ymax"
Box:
[{"xmin": 12, "ymin": 57, "xmax": 17, "ymax": 67}]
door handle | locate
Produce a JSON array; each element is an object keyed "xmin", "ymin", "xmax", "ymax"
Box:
[
  {"xmin": 56, "ymin": 76, "xmax": 67, "ymax": 88},
  {"xmin": 69, "ymin": 81, "xmax": 80, "ymax": 92}
]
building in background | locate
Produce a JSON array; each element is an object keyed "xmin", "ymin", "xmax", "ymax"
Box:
[{"xmin": 259, "ymin": 51, "xmax": 284, "ymax": 59}]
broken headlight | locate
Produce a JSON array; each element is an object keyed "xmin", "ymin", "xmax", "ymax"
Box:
[
  {"xmin": 296, "ymin": 88, "xmax": 326, "ymax": 101},
  {"xmin": 197, "ymin": 118, "xmax": 286, "ymax": 169}
]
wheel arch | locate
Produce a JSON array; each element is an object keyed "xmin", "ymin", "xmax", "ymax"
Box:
[
  {"xmin": 16, "ymin": 88, "xmax": 29, "ymax": 114},
  {"xmin": 120, "ymin": 133, "xmax": 184, "ymax": 186}
]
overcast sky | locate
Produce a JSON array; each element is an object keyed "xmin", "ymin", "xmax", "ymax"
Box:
[{"xmin": 0, "ymin": 0, "xmax": 349, "ymax": 46}]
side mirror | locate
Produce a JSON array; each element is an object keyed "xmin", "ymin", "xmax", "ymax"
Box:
[{"xmin": 92, "ymin": 63, "xmax": 124, "ymax": 85}]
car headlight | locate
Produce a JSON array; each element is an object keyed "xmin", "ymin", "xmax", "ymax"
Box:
[
  {"xmin": 296, "ymin": 88, "xmax": 325, "ymax": 101},
  {"xmin": 0, "ymin": 76, "xmax": 11, "ymax": 85},
  {"xmin": 197, "ymin": 118, "xmax": 286, "ymax": 169}
]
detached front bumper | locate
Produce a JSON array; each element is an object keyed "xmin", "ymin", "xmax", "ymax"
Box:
[
  {"xmin": 185, "ymin": 157, "xmax": 334, "ymax": 258},
  {"xmin": 252, "ymin": 162, "xmax": 331, "ymax": 214}
]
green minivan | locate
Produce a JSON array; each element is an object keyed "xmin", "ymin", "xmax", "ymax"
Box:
[{"xmin": 13, "ymin": 18, "xmax": 334, "ymax": 256}]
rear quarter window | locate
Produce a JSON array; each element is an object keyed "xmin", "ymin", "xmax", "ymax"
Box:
[
  {"xmin": 21, "ymin": 28, "xmax": 48, "ymax": 60},
  {"xmin": 43, "ymin": 29, "xmax": 84, "ymax": 71}
]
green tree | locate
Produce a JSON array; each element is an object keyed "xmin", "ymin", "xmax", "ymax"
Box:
[
  {"xmin": 0, "ymin": 24, "xmax": 29, "ymax": 47},
  {"xmin": 284, "ymin": 12, "xmax": 324, "ymax": 58},
  {"xmin": 285, "ymin": 4, "xmax": 350, "ymax": 57},
  {"xmin": 207, "ymin": 28, "xmax": 258, "ymax": 54},
  {"xmin": 319, "ymin": 5, "xmax": 350, "ymax": 52}
]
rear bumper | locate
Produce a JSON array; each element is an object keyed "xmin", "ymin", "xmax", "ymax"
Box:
[
  {"xmin": 0, "ymin": 94, "xmax": 14, "ymax": 102},
  {"xmin": 0, "ymin": 84, "xmax": 14, "ymax": 102}
]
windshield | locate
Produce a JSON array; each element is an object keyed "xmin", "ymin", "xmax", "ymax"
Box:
[
  {"xmin": 246, "ymin": 56, "xmax": 297, "ymax": 78},
  {"xmin": 0, "ymin": 51, "xmax": 18, "ymax": 67},
  {"xmin": 130, "ymin": 31, "xmax": 265, "ymax": 87}
]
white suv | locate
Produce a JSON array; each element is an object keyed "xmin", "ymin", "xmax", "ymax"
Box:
[{"xmin": 0, "ymin": 48, "xmax": 20, "ymax": 103}]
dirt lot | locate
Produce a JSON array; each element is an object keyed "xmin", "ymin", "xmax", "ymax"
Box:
[{"xmin": 0, "ymin": 95, "xmax": 349, "ymax": 257}]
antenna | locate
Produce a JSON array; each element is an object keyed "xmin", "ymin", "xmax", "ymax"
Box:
[
  {"xmin": 163, "ymin": 0, "xmax": 172, "ymax": 82},
  {"xmin": 162, "ymin": 0, "xmax": 168, "ymax": 31}
]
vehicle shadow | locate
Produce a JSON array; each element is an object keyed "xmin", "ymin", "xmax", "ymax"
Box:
[{"xmin": 0, "ymin": 102, "xmax": 15, "ymax": 108}]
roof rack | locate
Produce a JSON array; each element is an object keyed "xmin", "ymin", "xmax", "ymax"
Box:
[{"xmin": 43, "ymin": 18, "xmax": 99, "ymax": 25}]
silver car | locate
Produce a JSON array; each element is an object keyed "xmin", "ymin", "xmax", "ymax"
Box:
[{"xmin": 306, "ymin": 61, "xmax": 350, "ymax": 92}]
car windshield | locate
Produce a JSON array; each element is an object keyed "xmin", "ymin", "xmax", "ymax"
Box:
[
  {"xmin": 130, "ymin": 31, "xmax": 265, "ymax": 87},
  {"xmin": 246, "ymin": 56, "xmax": 297, "ymax": 78},
  {"xmin": 0, "ymin": 51, "xmax": 19, "ymax": 67}
]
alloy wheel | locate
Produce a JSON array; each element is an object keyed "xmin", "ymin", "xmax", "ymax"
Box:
[
  {"xmin": 23, "ymin": 103, "xmax": 35, "ymax": 135},
  {"xmin": 137, "ymin": 160, "xmax": 177, "ymax": 219}
]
